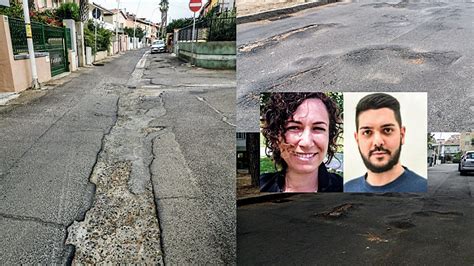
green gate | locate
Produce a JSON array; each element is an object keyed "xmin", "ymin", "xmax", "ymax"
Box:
[{"xmin": 8, "ymin": 17, "xmax": 70, "ymax": 76}]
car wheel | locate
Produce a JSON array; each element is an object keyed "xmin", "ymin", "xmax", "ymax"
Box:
[{"xmin": 460, "ymin": 171, "xmax": 465, "ymax": 176}]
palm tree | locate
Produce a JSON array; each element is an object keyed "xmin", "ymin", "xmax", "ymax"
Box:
[
  {"xmin": 159, "ymin": 0, "xmax": 168, "ymax": 39},
  {"xmin": 79, "ymin": 0, "xmax": 89, "ymax": 22}
]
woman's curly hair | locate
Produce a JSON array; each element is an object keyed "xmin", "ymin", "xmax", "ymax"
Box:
[{"xmin": 261, "ymin": 92, "xmax": 343, "ymax": 171}]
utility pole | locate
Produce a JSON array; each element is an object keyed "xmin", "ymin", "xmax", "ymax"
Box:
[
  {"xmin": 115, "ymin": 0, "xmax": 120, "ymax": 53},
  {"xmin": 133, "ymin": 0, "xmax": 142, "ymax": 49},
  {"xmin": 21, "ymin": 0, "xmax": 40, "ymax": 89}
]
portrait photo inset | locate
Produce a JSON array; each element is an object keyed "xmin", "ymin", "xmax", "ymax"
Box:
[
  {"xmin": 344, "ymin": 92, "xmax": 427, "ymax": 193},
  {"xmin": 260, "ymin": 92, "xmax": 343, "ymax": 193}
]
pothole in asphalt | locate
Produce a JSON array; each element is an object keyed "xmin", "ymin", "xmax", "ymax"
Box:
[
  {"xmin": 373, "ymin": 20, "xmax": 412, "ymax": 28},
  {"xmin": 66, "ymin": 161, "xmax": 163, "ymax": 264},
  {"xmin": 363, "ymin": 1, "xmax": 447, "ymax": 9},
  {"xmin": 237, "ymin": 92, "xmax": 261, "ymax": 108},
  {"xmin": 412, "ymin": 210, "xmax": 464, "ymax": 217},
  {"xmin": 238, "ymin": 23, "xmax": 339, "ymax": 54},
  {"xmin": 268, "ymin": 14, "xmax": 292, "ymax": 21},
  {"xmin": 362, "ymin": 232, "xmax": 389, "ymax": 243},
  {"xmin": 387, "ymin": 219, "xmax": 416, "ymax": 229},
  {"xmin": 138, "ymin": 95, "xmax": 162, "ymax": 110},
  {"xmin": 272, "ymin": 198, "xmax": 292, "ymax": 203},
  {"xmin": 143, "ymin": 126, "xmax": 166, "ymax": 135},
  {"xmin": 343, "ymin": 45, "xmax": 462, "ymax": 66},
  {"xmin": 315, "ymin": 203, "xmax": 354, "ymax": 218}
]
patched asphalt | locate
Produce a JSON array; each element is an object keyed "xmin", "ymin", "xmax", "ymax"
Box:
[{"xmin": 237, "ymin": 1, "xmax": 474, "ymax": 132}]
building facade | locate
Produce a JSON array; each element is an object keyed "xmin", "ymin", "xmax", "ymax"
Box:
[{"xmin": 460, "ymin": 132, "xmax": 474, "ymax": 153}]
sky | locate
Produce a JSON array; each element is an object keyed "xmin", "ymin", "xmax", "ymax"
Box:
[
  {"xmin": 94, "ymin": 0, "xmax": 199, "ymax": 24},
  {"xmin": 431, "ymin": 132, "xmax": 460, "ymax": 141}
]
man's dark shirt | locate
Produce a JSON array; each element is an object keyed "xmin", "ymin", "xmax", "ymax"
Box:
[
  {"xmin": 260, "ymin": 163, "xmax": 343, "ymax": 192},
  {"xmin": 344, "ymin": 166, "xmax": 427, "ymax": 192}
]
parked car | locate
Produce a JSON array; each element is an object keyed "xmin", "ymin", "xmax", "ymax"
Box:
[
  {"xmin": 459, "ymin": 151, "xmax": 474, "ymax": 175},
  {"xmin": 326, "ymin": 152, "xmax": 343, "ymax": 175},
  {"xmin": 151, "ymin": 40, "xmax": 166, "ymax": 54}
]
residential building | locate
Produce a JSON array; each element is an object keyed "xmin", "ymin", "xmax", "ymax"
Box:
[
  {"xmin": 443, "ymin": 134, "xmax": 461, "ymax": 160},
  {"xmin": 236, "ymin": 132, "xmax": 248, "ymax": 170},
  {"xmin": 433, "ymin": 134, "xmax": 461, "ymax": 163},
  {"xmin": 15, "ymin": 0, "xmax": 79, "ymax": 11},
  {"xmin": 104, "ymin": 8, "xmax": 128, "ymax": 34},
  {"xmin": 135, "ymin": 17, "xmax": 159, "ymax": 44},
  {"xmin": 124, "ymin": 12, "xmax": 136, "ymax": 28},
  {"xmin": 89, "ymin": 2, "xmax": 114, "ymax": 30},
  {"xmin": 201, "ymin": 0, "xmax": 235, "ymax": 16},
  {"xmin": 460, "ymin": 132, "xmax": 474, "ymax": 153}
]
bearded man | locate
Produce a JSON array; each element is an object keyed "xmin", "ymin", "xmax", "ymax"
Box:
[{"xmin": 344, "ymin": 93, "xmax": 427, "ymax": 192}]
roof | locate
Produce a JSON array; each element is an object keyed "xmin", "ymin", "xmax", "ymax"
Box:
[
  {"xmin": 91, "ymin": 2, "xmax": 113, "ymax": 15},
  {"xmin": 107, "ymin": 9, "xmax": 128, "ymax": 19},
  {"xmin": 444, "ymin": 134, "xmax": 460, "ymax": 145}
]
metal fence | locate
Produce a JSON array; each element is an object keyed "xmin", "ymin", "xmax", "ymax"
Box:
[
  {"xmin": 178, "ymin": 13, "xmax": 235, "ymax": 42},
  {"xmin": 8, "ymin": 17, "xmax": 72, "ymax": 55}
]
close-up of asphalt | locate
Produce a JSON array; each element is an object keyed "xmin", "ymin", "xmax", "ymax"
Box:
[
  {"xmin": 236, "ymin": 1, "xmax": 474, "ymax": 264},
  {"xmin": 237, "ymin": 0, "xmax": 474, "ymax": 132},
  {"xmin": 0, "ymin": 50, "xmax": 236, "ymax": 264},
  {"xmin": 238, "ymin": 164, "xmax": 474, "ymax": 265},
  {"xmin": 1, "ymin": 0, "xmax": 473, "ymax": 264}
]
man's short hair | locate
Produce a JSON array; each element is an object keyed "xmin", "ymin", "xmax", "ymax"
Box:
[{"xmin": 355, "ymin": 93, "xmax": 402, "ymax": 129}]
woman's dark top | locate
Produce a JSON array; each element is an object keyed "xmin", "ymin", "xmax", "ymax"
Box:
[{"xmin": 259, "ymin": 163, "xmax": 343, "ymax": 192}]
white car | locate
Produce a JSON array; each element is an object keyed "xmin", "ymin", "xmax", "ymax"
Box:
[
  {"xmin": 151, "ymin": 40, "xmax": 166, "ymax": 53},
  {"xmin": 459, "ymin": 151, "xmax": 474, "ymax": 175}
]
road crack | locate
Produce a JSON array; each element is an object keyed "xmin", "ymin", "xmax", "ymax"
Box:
[
  {"xmin": 195, "ymin": 96, "xmax": 236, "ymax": 127},
  {"xmin": 65, "ymin": 88, "xmax": 164, "ymax": 264},
  {"xmin": 0, "ymin": 213, "xmax": 66, "ymax": 229},
  {"xmin": 238, "ymin": 23, "xmax": 338, "ymax": 54}
]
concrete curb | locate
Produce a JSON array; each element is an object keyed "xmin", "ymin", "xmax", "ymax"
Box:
[
  {"xmin": 237, "ymin": 193, "xmax": 300, "ymax": 206},
  {"xmin": 0, "ymin": 93, "xmax": 19, "ymax": 106},
  {"xmin": 237, "ymin": 0, "xmax": 338, "ymax": 24}
]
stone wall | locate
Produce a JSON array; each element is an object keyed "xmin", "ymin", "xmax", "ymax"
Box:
[
  {"xmin": 0, "ymin": 16, "xmax": 52, "ymax": 92},
  {"xmin": 238, "ymin": 0, "xmax": 310, "ymax": 16},
  {"xmin": 177, "ymin": 41, "xmax": 236, "ymax": 69}
]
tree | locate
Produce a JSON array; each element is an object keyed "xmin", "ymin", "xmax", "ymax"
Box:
[
  {"xmin": 246, "ymin": 133, "xmax": 260, "ymax": 187},
  {"xmin": 123, "ymin": 26, "xmax": 145, "ymax": 40},
  {"xmin": 326, "ymin": 92, "xmax": 343, "ymax": 115},
  {"xmin": 166, "ymin": 17, "xmax": 193, "ymax": 33},
  {"xmin": 84, "ymin": 20, "xmax": 113, "ymax": 53},
  {"xmin": 28, "ymin": 0, "xmax": 35, "ymax": 11},
  {"xmin": 428, "ymin": 133, "xmax": 436, "ymax": 150},
  {"xmin": 56, "ymin": 2, "xmax": 80, "ymax": 21},
  {"xmin": 0, "ymin": 1, "xmax": 24, "ymax": 18},
  {"xmin": 79, "ymin": 0, "xmax": 89, "ymax": 22}
]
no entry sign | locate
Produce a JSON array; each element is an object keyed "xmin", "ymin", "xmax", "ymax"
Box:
[{"xmin": 189, "ymin": 0, "xmax": 202, "ymax": 13}]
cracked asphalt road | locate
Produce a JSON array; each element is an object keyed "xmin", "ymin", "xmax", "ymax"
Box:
[
  {"xmin": 0, "ymin": 49, "xmax": 143, "ymax": 263},
  {"xmin": 0, "ymin": 50, "xmax": 236, "ymax": 264},
  {"xmin": 238, "ymin": 164, "xmax": 474, "ymax": 264},
  {"xmin": 237, "ymin": 0, "xmax": 474, "ymax": 132},
  {"xmin": 143, "ymin": 53, "xmax": 236, "ymax": 264}
]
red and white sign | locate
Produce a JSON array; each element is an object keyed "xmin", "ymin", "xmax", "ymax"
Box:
[{"xmin": 189, "ymin": 0, "xmax": 202, "ymax": 13}]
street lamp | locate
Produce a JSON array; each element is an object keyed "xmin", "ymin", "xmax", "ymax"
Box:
[{"xmin": 150, "ymin": 6, "xmax": 160, "ymax": 41}]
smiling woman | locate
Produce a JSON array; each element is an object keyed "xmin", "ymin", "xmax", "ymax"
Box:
[{"xmin": 260, "ymin": 92, "xmax": 343, "ymax": 193}]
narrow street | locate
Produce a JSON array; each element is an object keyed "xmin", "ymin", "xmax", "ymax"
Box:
[
  {"xmin": 237, "ymin": 1, "xmax": 474, "ymax": 132},
  {"xmin": 0, "ymin": 49, "xmax": 236, "ymax": 264},
  {"xmin": 238, "ymin": 165, "xmax": 474, "ymax": 264}
]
